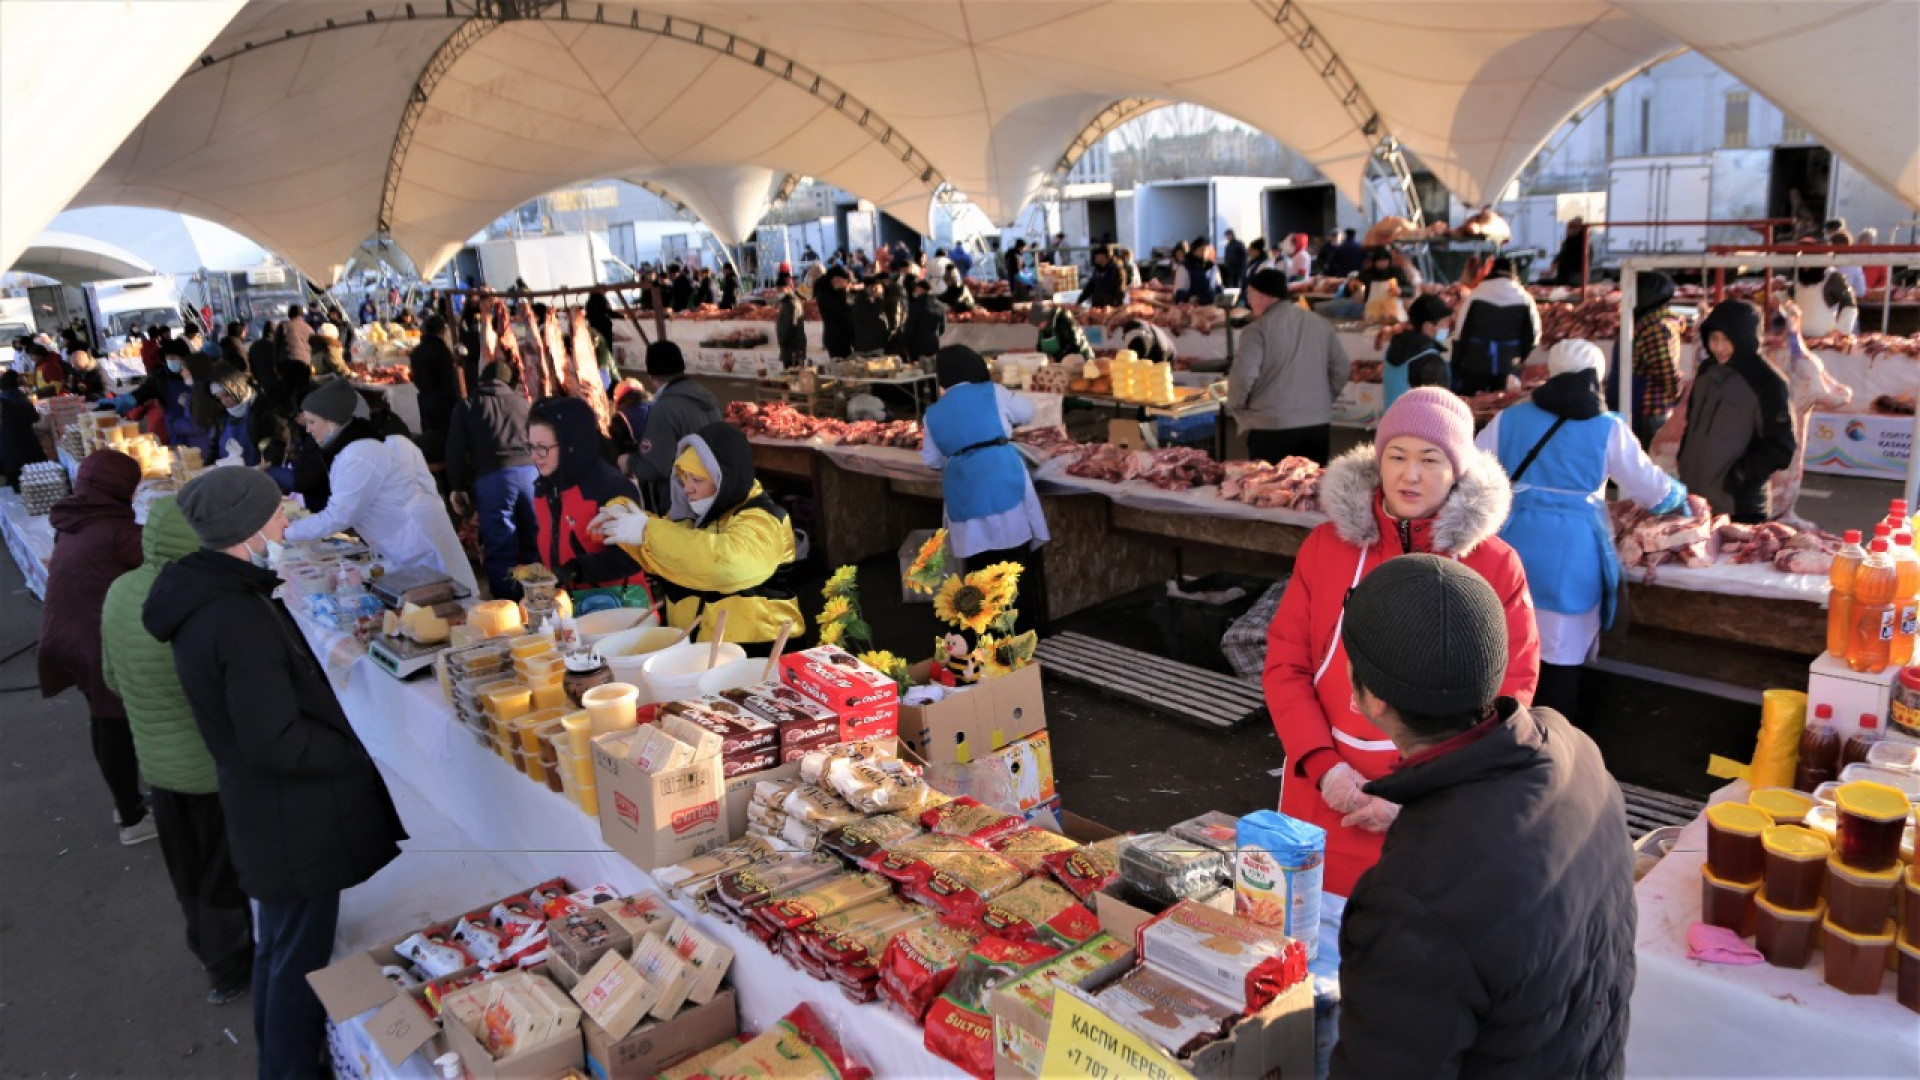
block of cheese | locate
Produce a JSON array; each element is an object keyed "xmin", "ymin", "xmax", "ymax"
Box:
[{"xmin": 468, "ymin": 599, "xmax": 524, "ymax": 639}]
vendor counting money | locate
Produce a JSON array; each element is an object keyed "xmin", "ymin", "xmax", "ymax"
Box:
[{"xmin": 591, "ymin": 421, "xmax": 802, "ymax": 651}]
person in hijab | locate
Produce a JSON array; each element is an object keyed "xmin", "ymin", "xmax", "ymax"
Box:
[
  {"xmin": 1477, "ymin": 339, "xmax": 1686, "ymax": 721},
  {"xmin": 206, "ymin": 362, "xmax": 278, "ymax": 468},
  {"xmin": 922, "ymin": 346, "xmax": 1051, "ymax": 626},
  {"xmin": 526, "ymin": 395, "xmax": 649, "ymax": 598},
  {"xmin": 281, "ymin": 378, "xmax": 476, "ymax": 592},
  {"xmin": 39, "ymin": 449, "xmax": 153, "ymax": 844},
  {"xmin": 592, "ymin": 421, "xmax": 802, "ymax": 651}
]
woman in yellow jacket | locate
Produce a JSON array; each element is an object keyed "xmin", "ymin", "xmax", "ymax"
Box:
[{"xmin": 590, "ymin": 421, "xmax": 803, "ymax": 651}]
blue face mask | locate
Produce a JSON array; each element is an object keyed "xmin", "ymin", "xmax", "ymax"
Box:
[{"xmin": 1434, "ymin": 327, "xmax": 1451, "ymax": 345}]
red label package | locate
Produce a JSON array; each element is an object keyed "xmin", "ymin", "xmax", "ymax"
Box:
[{"xmin": 779, "ymin": 646, "xmax": 900, "ymax": 742}]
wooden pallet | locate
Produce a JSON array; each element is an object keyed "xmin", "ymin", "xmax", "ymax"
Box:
[
  {"xmin": 1036, "ymin": 631, "xmax": 1267, "ymax": 729},
  {"xmin": 1618, "ymin": 782, "xmax": 1706, "ymax": 838}
]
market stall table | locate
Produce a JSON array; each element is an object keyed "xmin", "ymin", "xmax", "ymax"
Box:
[
  {"xmin": 1626, "ymin": 781, "xmax": 1917, "ymax": 1078},
  {"xmin": 0, "ymin": 486, "xmax": 55, "ymax": 599}
]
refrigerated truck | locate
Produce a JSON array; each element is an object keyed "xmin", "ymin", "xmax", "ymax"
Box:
[{"xmin": 86, "ymin": 275, "xmax": 186, "ymax": 354}]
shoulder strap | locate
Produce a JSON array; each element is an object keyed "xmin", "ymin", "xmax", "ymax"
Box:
[{"xmin": 1509, "ymin": 415, "xmax": 1570, "ymax": 484}]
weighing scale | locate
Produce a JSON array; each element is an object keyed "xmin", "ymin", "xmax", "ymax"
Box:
[{"xmin": 366, "ymin": 569, "xmax": 472, "ymax": 680}]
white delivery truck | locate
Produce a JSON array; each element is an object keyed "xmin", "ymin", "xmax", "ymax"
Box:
[
  {"xmin": 1, "ymin": 297, "xmax": 35, "ymax": 373},
  {"xmin": 86, "ymin": 276, "xmax": 186, "ymax": 380}
]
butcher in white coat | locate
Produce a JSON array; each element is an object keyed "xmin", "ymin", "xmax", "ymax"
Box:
[{"xmin": 282, "ymin": 378, "xmax": 477, "ymax": 594}]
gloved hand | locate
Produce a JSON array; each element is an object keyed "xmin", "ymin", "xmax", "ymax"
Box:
[
  {"xmin": 1341, "ymin": 794, "xmax": 1401, "ymax": 833},
  {"xmin": 591, "ymin": 504, "xmax": 648, "ymax": 547},
  {"xmin": 1318, "ymin": 762, "xmax": 1372, "ymax": 816},
  {"xmin": 448, "ymin": 490, "xmax": 472, "ymax": 517},
  {"xmin": 214, "ymin": 438, "xmax": 247, "ymax": 466}
]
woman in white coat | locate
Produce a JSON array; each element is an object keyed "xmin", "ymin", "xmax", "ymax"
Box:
[{"xmin": 281, "ymin": 378, "xmax": 476, "ymax": 592}]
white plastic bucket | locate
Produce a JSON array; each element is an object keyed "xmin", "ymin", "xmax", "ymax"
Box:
[
  {"xmin": 642, "ymin": 639, "xmax": 747, "ymax": 705},
  {"xmin": 595, "ymin": 625, "xmax": 685, "ymax": 688},
  {"xmin": 697, "ymin": 657, "xmax": 772, "ymax": 696},
  {"xmin": 576, "ymin": 607, "xmax": 657, "ymax": 647}
]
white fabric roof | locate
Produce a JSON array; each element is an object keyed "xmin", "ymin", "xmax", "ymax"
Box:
[
  {"xmin": 10, "ymin": 232, "xmax": 155, "ymax": 285},
  {"xmin": 7, "ymin": 1, "xmax": 1915, "ymax": 280},
  {"xmin": 45, "ymin": 207, "xmax": 273, "ymax": 276}
]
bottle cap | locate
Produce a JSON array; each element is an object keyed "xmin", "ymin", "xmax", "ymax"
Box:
[
  {"xmin": 1815, "ymin": 704, "xmax": 1833, "ymax": 719},
  {"xmin": 1898, "ymin": 533, "xmax": 1913, "ymax": 547},
  {"xmin": 1871, "ymin": 538, "xmax": 1889, "ymax": 553},
  {"xmin": 1844, "ymin": 529, "xmax": 1861, "ymax": 544},
  {"xmin": 1893, "ymin": 499, "xmax": 1909, "ymax": 514},
  {"xmin": 1875, "ymin": 523, "xmax": 1891, "ymax": 538},
  {"xmin": 1859, "ymin": 713, "xmax": 1878, "ymax": 730}
]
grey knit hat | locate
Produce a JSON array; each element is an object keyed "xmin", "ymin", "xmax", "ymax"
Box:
[
  {"xmin": 301, "ymin": 377, "xmax": 359, "ymax": 425},
  {"xmin": 177, "ymin": 467, "xmax": 282, "ymax": 550},
  {"xmin": 1342, "ymin": 554, "xmax": 1507, "ymax": 718}
]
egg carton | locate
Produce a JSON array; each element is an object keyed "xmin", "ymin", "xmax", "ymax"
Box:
[{"xmin": 18, "ymin": 462, "xmax": 69, "ymax": 515}]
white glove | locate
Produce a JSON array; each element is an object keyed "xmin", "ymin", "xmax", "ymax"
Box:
[
  {"xmin": 214, "ymin": 439, "xmax": 247, "ymax": 467},
  {"xmin": 592, "ymin": 506, "xmax": 648, "ymax": 547},
  {"xmin": 1341, "ymin": 794, "xmax": 1401, "ymax": 833},
  {"xmin": 1318, "ymin": 761, "xmax": 1372, "ymax": 816}
]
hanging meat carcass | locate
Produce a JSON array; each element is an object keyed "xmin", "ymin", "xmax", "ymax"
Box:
[{"xmin": 568, "ymin": 309, "xmax": 614, "ymax": 434}]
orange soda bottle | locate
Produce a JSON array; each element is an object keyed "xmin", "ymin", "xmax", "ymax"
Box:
[
  {"xmin": 1827, "ymin": 529, "xmax": 1864, "ymax": 658},
  {"xmin": 1881, "ymin": 499, "xmax": 1909, "ymax": 534},
  {"xmin": 1890, "ymin": 532, "xmax": 1919, "ymax": 666},
  {"xmin": 1848, "ymin": 538, "xmax": 1898, "ymax": 673}
]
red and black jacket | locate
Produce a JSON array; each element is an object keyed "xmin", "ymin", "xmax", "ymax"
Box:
[{"xmin": 529, "ymin": 396, "xmax": 649, "ymax": 593}]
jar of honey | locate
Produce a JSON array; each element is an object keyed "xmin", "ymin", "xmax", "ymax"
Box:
[
  {"xmin": 1832, "ymin": 780, "xmax": 1912, "ymax": 871},
  {"xmin": 1827, "ymin": 855, "xmax": 1899, "ymax": 934},
  {"xmin": 1761, "ymin": 825, "xmax": 1831, "ymax": 910},
  {"xmin": 1902, "ymin": 865, "xmax": 1920, "ymax": 950},
  {"xmin": 1822, "ymin": 918, "xmax": 1894, "ymax": 995},
  {"xmin": 1898, "ymin": 938, "xmax": 1920, "ymax": 1014},
  {"xmin": 1753, "ymin": 894, "xmax": 1824, "ymax": 969},
  {"xmin": 1704, "ymin": 802, "xmax": 1771, "ymax": 883},
  {"xmin": 1749, "ymin": 787, "xmax": 1815, "ymax": 826},
  {"xmin": 1700, "ymin": 864, "xmax": 1760, "ymax": 936}
]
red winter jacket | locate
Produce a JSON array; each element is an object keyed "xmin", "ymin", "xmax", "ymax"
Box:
[
  {"xmin": 40, "ymin": 450, "xmax": 144, "ymax": 716},
  {"xmin": 1264, "ymin": 443, "xmax": 1540, "ymax": 896},
  {"xmin": 530, "ymin": 396, "xmax": 649, "ymax": 593}
]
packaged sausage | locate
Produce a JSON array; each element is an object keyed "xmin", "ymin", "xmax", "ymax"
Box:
[
  {"xmin": 990, "ymin": 828, "xmax": 1082, "ymax": 877},
  {"xmin": 1118, "ymin": 831, "xmax": 1230, "ymax": 910},
  {"xmin": 1094, "ymin": 966, "xmax": 1238, "ymax": 1058},
  {"xmin": 921, "ymin": 796, "xmax": 1025, "ymax": 843},
  {"xmin": 1136, "ymin": 898, "xmax": 1310, "ymax": 1013},
  {"xmin": 706, "ymin": 1002, "xmax": 872, "ymax": 1080},
  {"xmin": 878, "ymin": 922, "xmax": 981, "ymax": 1022},
  {"xmin": 1045, "ymin": 835, "xmax": 1126, "ymax": 903}
]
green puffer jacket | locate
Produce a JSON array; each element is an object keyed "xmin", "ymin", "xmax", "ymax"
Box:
[{"xmin": 101, "ymin": 497, "xmax": 217, "ymax": 794}]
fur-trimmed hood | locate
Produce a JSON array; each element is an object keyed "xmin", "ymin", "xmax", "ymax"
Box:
[{"xmin": 1318, "ymin": 442, "xmax": 1512, "ymax": 557}]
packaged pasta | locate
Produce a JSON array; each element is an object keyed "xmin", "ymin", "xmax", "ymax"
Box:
[
  {"xmin": 878, "ymin": 923, "xmax": 981, "ymax": 1022},
  {"xmin": 971, "ymin": 878, "xmax": 1082, "ymax": 941},
  {"xmin": 752, "ymin": 872, "xmax": 892, "ymax": 933},
  {"xmin": 712, "ymin": 853, "xmax": 845, "ymax": 915},
  {"xmin": 655, "ymin": 1037, "xmax": 743, "ymax": 1080},
  {"xmin": 821, "ymin": 814, "xmax": 925, "ymax": 868},
  {"xmin": 905, "ymin": 848, "xmax": 1027, "ymax": 918},
  {"xmin": 989, "ymin": 828, "xmax": 1081, "ymax": 877},
  {"xmin": 921, "ymin": 797, "xmax": 1024, "ymax": 843},
  {"xmin": 705, "ymin": 1003, "xmax": 871, "ymax": 1080},
  {"xmin": 923, "ymin": 937, "xmax": 1062, "ymax": 1080},
  {"xmin": 1044, "ymin": 835, "xmax": 1126, "ymax": 903}
]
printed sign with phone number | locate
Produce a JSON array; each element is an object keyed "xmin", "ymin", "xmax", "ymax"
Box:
[{"xmin": 1040, "ymin": 984, "xmax": 1195, "ymax": 1080}]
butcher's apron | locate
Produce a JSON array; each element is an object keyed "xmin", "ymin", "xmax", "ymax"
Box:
[
  {"xmin": 1506, "ymin": 484, "xmax": 1619, "ymax": 629},
  {"xmin": 927, "ymin": 383, "xmax": 1026, "ymax": 523}
]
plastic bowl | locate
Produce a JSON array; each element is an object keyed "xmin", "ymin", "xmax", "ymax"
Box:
[
  {"xmin": 642, "ymin": 639, "xmax": 747, "ymax": 706},
  {"xmin": 576, "ymin": 607, "xmax": 658, "ymax": 646}
]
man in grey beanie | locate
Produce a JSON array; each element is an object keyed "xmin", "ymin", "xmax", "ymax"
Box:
[
  {"xmin": 1332, "ymin": 554, "xmax": 1634, "ymax": 1080},
  {"xmin": 145, "ymin": 467, "xmax": 405, "ymax": 1079}
]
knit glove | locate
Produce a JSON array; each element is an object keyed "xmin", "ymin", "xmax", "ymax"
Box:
[
  {"xmin": 591, "ymin": 503, "xmax": 647, "ymax": 547},
  {"xmin": 1341, "ymin": 794, "xmax": 1401, "ymax": 833},
  {"xmin": 215, "ymin": 439, "xmax": 247, "ymax": 466},
  {"xmin": 1318, "ymin": 762, "xmax": 1372, "ymax": 816}
]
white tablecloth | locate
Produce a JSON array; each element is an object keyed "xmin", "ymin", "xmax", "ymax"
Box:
[
  {"xmin": 315, "ymin": 639, "xmax": 969, "ymax": 1079},
  {"xmin": 0, "ymin": 486, "xmax": 55, "ymax": 599},
  {"xmin": 1625, "ymin": 782, "xmax": 1917, "ymax": 1079}
]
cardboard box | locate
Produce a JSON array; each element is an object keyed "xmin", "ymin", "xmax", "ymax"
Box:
[
  {"xmin": 990, "ymin": 939, "xmax": 1137, "ymax": 1080},
  {"xmin": 898, "ymin": 662, "xmax": 1046, "ymax": 764},
  {"xmin": 441, "ymin": 976, "xmax": 585, "ymax": 1080},
  {"xmin": 1095, "ymin": 881, "xmax": 1235, "ymax": 951},
  {"xmin": 972, "ymin": 732, "xmax": 1055, "ymax": 813},
  {"xmin": 722, "ymin": 761, "xmax": 800, "ymax": 841},
  {"xmin": 1180, "ymin": 977, "xmax": 1314, "ymax": 1079},
  {"xmin": 581, "ymin": 988, "xmax": 738, "ymax": 1080},
  {"xmin": 594, "ymin": 730, "xmax": 727, "ymax": 870}
]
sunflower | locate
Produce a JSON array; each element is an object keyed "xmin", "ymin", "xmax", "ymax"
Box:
[
  {"xmin": 905, "ymin": 529, "xmax": 951, "ymax": 594},
  {"xmin": 973, "ymin": 634, "xmax": 1010, "ymax": 679},
  {"xmin": 934, "ymin": 575, "xmax": 997, "ymax": 635},
  {"xmin": 823, "ymin": 565, "xmax": 859, "ymax": 597},
  {"xmin": 819, "ymin": 596, "xmax": 854, "ymax": 626},
  {"xmin": 970, "ymin": 563, "xmax": 1023, "ymax": 611},
  {"xmin": 858, "ymin": 649, "xmax": 912, "ymax": 689},
  {"xmin": 818, "ymin": 620, "xmax": 845, "ymax": 646},
  {"xmin": 975, "ymin": 630, "xmax": 1039, "ymax": 678}
]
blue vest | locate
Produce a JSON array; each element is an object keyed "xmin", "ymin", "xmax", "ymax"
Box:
[
  {"xmin": 1494, "ymin": 401, "xmax": 1622, "ymax": 624},
  {"xmin": 926, "ymin": 382, "xmax": 1027, "ymax": 523},
  {"xmin": 213, "ymin": 405, "xmax": 261, "ymax": 466}
]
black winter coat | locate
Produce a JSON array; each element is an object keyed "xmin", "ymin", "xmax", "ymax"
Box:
[
  {"xmin": 904, "ymin": 295, "xmax": 947, "ymax": 359},
  {"xmin": 143, "ymin": 550, "xmax": 405, "ymax": 902},
  {"xmin": 444, "ymin": 380, "xmax": 534, "ymax": 490},
  {"xmin": 409, "ymin": 335, "xmax": 461, "ymax": 435},
  {"xmin": 1334, "ymin": 700, "xmax": 1634, "ymax": 1080}
]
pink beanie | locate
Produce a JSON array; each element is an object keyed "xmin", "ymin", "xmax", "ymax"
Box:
[{"xmin": 1375, "ymin": 387, "xmax": 1476, "ymax": 475}]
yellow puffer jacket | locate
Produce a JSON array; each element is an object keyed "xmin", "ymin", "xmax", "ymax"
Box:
[{"xmin": 623, "ymin": 481, "xmax": 804, "ymax": 644}]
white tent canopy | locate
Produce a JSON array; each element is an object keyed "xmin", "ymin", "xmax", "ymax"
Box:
[
  {"xmin": 45, "ymin": 207, "xmax": 273, "ymax": 276},
  {"xmin": 10, "ymin": 233, "xmax": 156, "ymax": 285},
  {"xmin": 6, "ymin": 1, "xmax": 1916, "ymax": 280}
]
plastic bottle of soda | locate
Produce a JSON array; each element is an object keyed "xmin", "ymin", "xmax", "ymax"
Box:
[
  {"xmin": 1848, "ymin": 538, "xmax": 1898, "ymax": 673},
  {"xmin": 1890, "ymin": 532, "xmax": 1920, "ymax": 667},
  {"xmin": 1840, "ymin": 713, "xmax": 1882, "ymax": 770},
  {"xmin": 1881, "ymin": 499, "xmax": 1909, "ymax": 534},
  {"xmin": 1827, "ymin": 529, "xmax": 1865, "ymax": 658}
]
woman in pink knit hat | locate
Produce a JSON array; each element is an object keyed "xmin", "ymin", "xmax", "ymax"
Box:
[{"xmin": 1263, "ymin": 387, "xmax": 1541, "ymax": 894}]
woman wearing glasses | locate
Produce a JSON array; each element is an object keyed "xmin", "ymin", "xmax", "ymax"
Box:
[{"xmin": 526, "ymin": 395, "xmax": 651, "ymax": 602}]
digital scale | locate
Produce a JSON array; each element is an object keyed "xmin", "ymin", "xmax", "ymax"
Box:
[{"xmin": 366, "ymin": 568, "xmax": 472, "ymax": 680}]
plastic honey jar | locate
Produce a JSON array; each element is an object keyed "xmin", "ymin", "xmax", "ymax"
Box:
[
  {"xmin": 1833, "ymin": 780, "xmax": 1912, "ymax": 872},
  {"xmin": 1761, "ymin": 825, "xmax": 1831, "ymax": 910},
  {"xmin": 1700, "ymin": 864, "xmax": 1759, "ymax": 936},
  {"xmin": 1899, "ymin": 938, "xmax": 1920, "ymax": 1013},
  {"xmin": 1749, "ymin": 787, "xmax": 1815, "ymax": 826},
  {"xmin": 1754, "ymin": 894, "xmax": 1825, "ymax": 969},
  {"xmin": 1822, "ymin": 918, "xmax": 1894, "ymax": 995},
  {"xmin": 1827, "ymin": 855, "xmax": 1899, "ymax": 935},
  {"xmin": 1705, "ymin": 802, "xmax": 1771, "ymax": 884}
]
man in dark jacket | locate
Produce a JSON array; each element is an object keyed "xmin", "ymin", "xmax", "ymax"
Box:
[
  {"xmin": 1452, "ymin": 257, "xmax": 1542, "ymax": 395},
  {"xmin": 0, "ymin": 371, "xmax": 45, "ymax": 487},
  {"xmin": 1219, "ymin": 229, "xmax": 1247, "ymax": 289},
  {"xmin": 1003, "ymin": 239, "xmax": 1031, "ymax": 301},
  {"xmin": 1333, "ymin": 555, "xmax": 1634, "ymax": 1080},
  {"xmin": 145, "ymin": 467, "xmax": 405, "ymax": 1079},
  {"xmin": 1676, "ymin": 300, "xmax": 1796, "ymax": 523},
  {"xmin": 408, "ymin": 315, "xmax": 462, "ymax": 441},
  {"xmin": 851, "ymin": 276, "xmax": 897, "ymax": 355},
  {"xmin": 1078, "ymin": 245, "xmax": 1126, "ymax": 308},
  {"xmin": 904, "ymin": 280, "xmax": 947, "ymax": 361},
  {"xmin": 774, "ymin": 272, "xmax": 808, "ymax": 367},
  {"xmin": 816, "ymin": 267, "xmax": 855, "ymax": 359},
  {"xmin": 623, "ymin": 341, "xmax": 722, "ymax": 514},
  {"xmin": 444, "ymin": 361, "xmax": 537, "ymax": 598}
]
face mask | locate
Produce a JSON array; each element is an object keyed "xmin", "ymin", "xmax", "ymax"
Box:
[
  {"xmin": 1434, "ymin": 327, "xmax": 1451, "ymax": 345},
  {"xmin": 226, "ymin": 401, "xmax": 248, "ymax": 418},
  {"xmin": 689, "ymin": 495, "xmax": 716, "ymax": 519},
  {"xmin": 165, "ymin": 358, "xmax": 183, "ymax": 373}
]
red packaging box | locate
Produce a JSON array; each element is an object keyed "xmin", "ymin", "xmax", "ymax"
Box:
[
  {"xmin": 839, "ymin": 705, "xmax": 899, "ymax": 744},
  {"xmin": 721, "ymin": 748, "xmax": 779, "ymax": 779},
  {"xmin": 660, "ymin": 699, "xmax": 778, "ymax": 756},
  {"xmin": 725, "ymin": 683, "xmax": 838, "ymax": 730},
  {"xmin": 780, "ymin": 729, "xmax": 841, "ymax": 763},
  {"xmin": 778, "ymin": 714, "xmax": 840, "ymax": 753},
  {"xmin": 780, "ymin": 647, "xmax": 898, "ymax": 716}
]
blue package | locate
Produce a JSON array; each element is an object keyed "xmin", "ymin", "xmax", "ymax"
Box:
[{"xmin": 1234, "ymin": 810, "xmax": 1328, "ymax": 959}]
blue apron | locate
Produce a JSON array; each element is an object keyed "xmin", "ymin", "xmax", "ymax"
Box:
[
  {"xmin": 1495, "ymin": 403, "xmax": 1620, "ymax": 628},
  {"xmin": 926, "ymin": 382, "xmax": 1027, "ymax": 523}
]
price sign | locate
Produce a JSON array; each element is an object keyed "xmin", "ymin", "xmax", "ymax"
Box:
[{"xmin": 1040, "ymin": 984, "xmax": 1194, "ymax": 1080}]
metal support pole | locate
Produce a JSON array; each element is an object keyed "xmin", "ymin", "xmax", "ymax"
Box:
[{"xmin": 1617, "ymin": 269, "xmax": 1635, "ymax": 421}]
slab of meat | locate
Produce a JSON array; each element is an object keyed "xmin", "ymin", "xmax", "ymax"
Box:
[
  {"xmin": 1136, "ymin": 448, "xmax": 1224, "ymax": 491},
  {"xmin": 1012, "ymin": 427, "xmax": 1078, "ymax": 460},
  {"xmin": 1064, "ymin": 443, "xmax": 1143, "ymax": 483},
  {"xmin": 1218, "ymin": 457, "xmax": 1323, "ymax": 512},
  {"xmin": 568, "ymin": 310, "xmax": 614, "ymax": 434}
]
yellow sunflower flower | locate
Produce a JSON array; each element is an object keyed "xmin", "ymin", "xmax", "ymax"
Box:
[
  {"xmin": 905, "ymin": 529, "xmax": 951, "ymax": 593},
  {"xmin": 820, "ymin": 596, "xmax": 854, "ymax": 626},
  {"xmin": 819, "ymin": 620, "xmax": 845, "ymax": 646},
  {"xmin": 857, "ymin": 650, "xmax": 911, "ymax": 688},
  {"xmin": 823, "ymin": 565, "xmax": 859, "ymax": 597},
  {"xmin": 973, "ymin": 635, "xmax": 1011, "ymax": 679},
  {"xmin": 934, "ymin": 575, "xmax": 998, "ymax": 635}
]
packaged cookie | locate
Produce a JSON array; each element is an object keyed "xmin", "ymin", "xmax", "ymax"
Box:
[
  {"xmin": 1169, "ymin": 811, "xmax": 1242, "ymax": 854},
  {"xmin": 1045, "ymin": 835, "xmax": 1126, "ymax": 903},
  {"xmin": 721, "ymin": 748, "xmax": 778, "ymax": 779},
  {"xmin": 1118, "ymin": 832, "xmax": 1230, "ymax": 910},
  {"xmin": 782, "ymin": 784, "xmax": 866, "ymax": 830},
  {"xmin": 1136, "ymin": 898, "xmax": 1309, "ymax": 1012},
  {"xmin": 990, "ymin": 828, "xmax": 1082, "ymax": 877},
  {"xmin": 921, "ymin": 796, "xmax": 1024, "ymax": 843},
  {"xmin": 660, "ymin": 698, "xmax": 777, "ymax": 756},
  {"xmin": 1094, "ymin": 966, "xmax": 1237, "ymax": 1059}
]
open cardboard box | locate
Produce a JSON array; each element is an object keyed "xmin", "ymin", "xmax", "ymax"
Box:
[
  {"xmin": 989, "ymin": 940, "xmax": 1137, "ymax": 1080},
  {"xmin": 898, "ymin": 661, "xmax": 1046, "ymax": 764},
  {"xmin": 440, "ymin": 970, "xmax": 585, "ymax": 1080},
  {"xmin": 581, "ymin": 988, "xmax": 738, "ymax": 1080},
  {"xmin": 720, "ymin": 760, "xmax": 800, "ymax": 841},
  {"xmin": 593, "ymin": 729, "xmax": 727, "ymax": 870}
]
